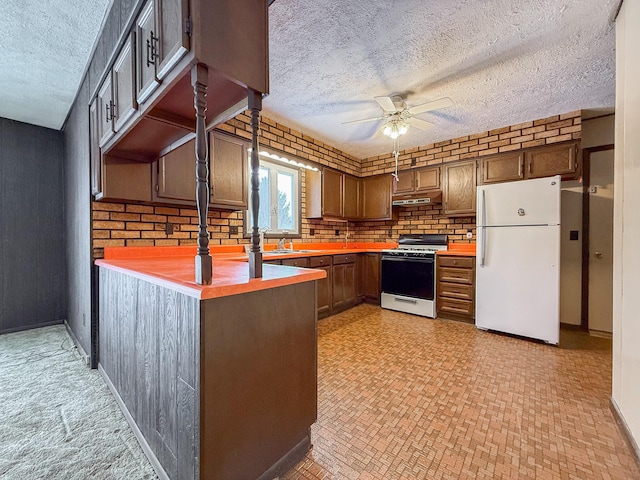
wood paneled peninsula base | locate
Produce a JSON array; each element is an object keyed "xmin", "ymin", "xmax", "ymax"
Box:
[{"xmin": 96, "ymin": 256, "xmax": 324, "ymax": 480}]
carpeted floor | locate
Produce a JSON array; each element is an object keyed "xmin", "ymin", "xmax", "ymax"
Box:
[{"xmin": 0, "ymin": 325, "xmax": 157, "ymax": 480}]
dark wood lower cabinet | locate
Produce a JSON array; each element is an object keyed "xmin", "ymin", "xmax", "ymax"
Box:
[
  {"xmin": 436, "ymin": 255, "xmax": 476, "ymax": 322},
  {"xmin": 362, "ymin": 253, "xmax": 381, "ymax": 302}
]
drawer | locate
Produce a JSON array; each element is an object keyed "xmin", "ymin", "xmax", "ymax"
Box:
[
  {"xmin": 309, "ymin": 255, "xmax": 332, "ymax": 267},
  {"xmin": 438, "ymin": 256, "xmax": 475, "ymax": 269},
  {"xmin": 438, "ymin": 267, "xmax": 474, "ymax": 284},
  {"xmin": 438, "ymin": 282, "xmax": 474, "ymax": 301},
  {"xmin": 332, "ymin": 254, "xmax": 357, "ymax": 265},
  {"xmin": 438, "ymin": 297, "xmax": 474, "ymax": 317},
  {"xmin": 280, "ymin": 257, "xmax": 310, "ymax": 268}
]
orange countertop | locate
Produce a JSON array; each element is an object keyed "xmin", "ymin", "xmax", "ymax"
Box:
[
  {"xmin": 97, "ymin": 242, "xmax": 397, "ymax": 300},
  {"xmin": 437, "ymin": 243, "xmax": 476, "ymax": 257}
]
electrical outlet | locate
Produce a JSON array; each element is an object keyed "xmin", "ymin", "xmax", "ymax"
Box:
[
  {"xmin": 229, "ymin": 225, "xmax": 238, "ymax": 235},
  {"xmin": 165, "ymin": 223, "xmax": 174, "ymax": 235},
  {"xmin": 310, "ymin": 228, "xmax": 315, "ymax": 236},
  {"xmin": 335, "ymin": 229, "xmax": 340, "ymax": 236}
]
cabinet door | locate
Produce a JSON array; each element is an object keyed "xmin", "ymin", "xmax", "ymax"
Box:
[
  {"xmin": 97, "ymin": 74, "xmax": 114, "ymax": 147},
  {"xmin": 305, "ymin": 169, "xmax": 322, "ymax": 218},
  {"xmin": 210, "ymin": 132, "xmax": 248, "ymax": 210},
  {"xmin": 525, "ymin": 143, "xmax": 578, "ymax": 179},
  {"xmin": 332, "ymin": 264, "xmax": 346, "ymax": 309},
  {"xmin": 343, "ymin": 262, "xmax": 357, "ymax": 304},
  {"xmin": 89, "ymin": 98, "xmax": 103, "ymax": 199},
  {"xmin": 112, "ymin": 34, "xmax": 137, "ymax": 132},
  {"xmin": 135, "ymin": 0, "xmax": 160, "ymax": 103},
  {"xmin": 343, "ymin": 174, "xmax": 360, "ymax": 219},
  {"xmin": 156, "ymin": 139, "xmax": 196, "ymax": 201},
  {"xmin": 481, "ymin": 152, "xmax": 523, "ymax": 184},
  {"xmin": 316, "ymin": 265, "xmax": 332, "ymax": 315},
  {"xmin": 156, "ymin": 0, "xmax": 189, "ymax": 79},
  {"xmin": 443, "ymin": 160, "xmax": 476, "ymax": 216},
  {"xmin": 415, "ymin": 166, "xmax": 441, "ymax": 191},
  {"xmin": 322, "ymin": 168, "xmax": 343, "ymax": 217},
  {"xmin": 362, "ymin": 253, "xmax": 381, "ymax": 301},
  {"xmin": 361, "ymin": 175, "xmax": 392, "ymax": 220},
  {"xmin": 394, "ymin": 170, "xmax": 414, "ymax": 195}
]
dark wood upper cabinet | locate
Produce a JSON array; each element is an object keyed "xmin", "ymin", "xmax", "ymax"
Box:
[
  {"xmin": 443, "ymin": 160, "xmax": 477, "ymax": 217},
  {"xmin": 152, "ymin": 132, "xmax": 248, "ymax": 209},
  {"xmin": 97, "ymin": 75, "xmax": 114, "ymax": 148},
  {"xmin": 343, "ymin": 174, "xmax": 360, "ymax": 219},
  {"xmin": 93, "ymin": 0, "xmax": 268, "ymax": 162},
  {"xmin": 322, "ymin": 168, "xmax": 343, "ymax": 218},
  {"xmin": 480, "ymin": 152, "xmax": 524, "ymax": 185},
  {"xmin": 392, "ymin": 166, "xmax": 441, "ymax": 196},
  {"xmin": 156, "ymin": 0, "xmax": 190, "ymax": 79},
  {"xmin": 155, "ymin": 138, "xmax": 195, "ymax": 202},
  {"xmin": 306, "ymin": 169, "xmax": 360, "ymax": 220},
  {"xmin": 209, "ymin": 131, "xmax": 248, "ymax": 210},
  {"xmin": 112, "ymin": 33, "xmax": 138, "ymax": 133},
  {"xmin": 361, "ymin": 174, "xmax": 393, "ymax": 220},
  {"xmin": 394, "ymin": 170, "xmax": 415, "ymax": 195},
  {"xmin": 135, "ymin": 0, "xmax": 160, "ymax": 103},
  {"xmin": 415, "ymin": 166, "xmax": 441, "ymax": 192},
  {"xmin": 525, "ymin": 142, "xmax": 579, "ymax": 179}
]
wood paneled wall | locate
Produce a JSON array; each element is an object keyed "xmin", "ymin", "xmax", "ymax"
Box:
[
  {"xmin": 98, "ymin": 267, "xmax": 199, "ymax": 479},
  {"xmin": 63, "ymin": 0, "xmax": 142, "ymax": 361},
  {"xmin": 0, "ymin": 118, "xmax": 65, "ymax": 333}
]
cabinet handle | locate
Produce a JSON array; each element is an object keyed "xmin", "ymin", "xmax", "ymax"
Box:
[
  {"xmin": 105, "ymin": 103, "xmax": 111, "ymax": 123},
  {"xmin": 518, "ymin": 159, "xmax": 523, "ymax": 177},
  {"xmin": 146, "ymin": 30, "xmax": 159, "ymax": 67},
  {"xmin": 109, "ymin": 100, "xmax": 117, "ymax": 120},
  {"xmin": 528, "ymin": 162, "xmax": 532, "ymax": 175}
]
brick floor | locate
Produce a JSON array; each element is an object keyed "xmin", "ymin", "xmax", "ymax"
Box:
[{"xmin": 283, "ymin": 304, "xmax": 640, "ymax": 480}]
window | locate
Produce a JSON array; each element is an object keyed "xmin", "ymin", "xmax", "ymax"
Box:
[{"xmin": 246, "ymin": 158, "xmax": 300, "ymax": 235}]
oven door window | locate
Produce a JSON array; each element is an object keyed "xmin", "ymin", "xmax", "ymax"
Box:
[{"xmin": 381, "ymin": 256, "xmax": 435, "ymax": 300}]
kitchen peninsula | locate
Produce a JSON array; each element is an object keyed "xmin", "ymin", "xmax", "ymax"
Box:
[{"xmin": 97, "ymin": 246, "xmax": 325, "ymax": 480}]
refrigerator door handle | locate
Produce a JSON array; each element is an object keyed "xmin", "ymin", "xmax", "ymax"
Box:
[{"xmin": 480, "ymin": 189, "xmax": 487, "ymax": 267}]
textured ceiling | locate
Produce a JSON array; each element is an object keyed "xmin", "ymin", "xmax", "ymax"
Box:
[
  {"xmin": 264, "ymin": 0, "xmax": 618, "ymax": 159},
  {"xmin": 0, "ymin": 0, "xmax": 111, "ymax": 130}
]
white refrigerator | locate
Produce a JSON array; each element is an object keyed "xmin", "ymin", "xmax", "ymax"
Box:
[{"xmin": 476, "ymin": 175, "xmax": 561, "ymax": 344}]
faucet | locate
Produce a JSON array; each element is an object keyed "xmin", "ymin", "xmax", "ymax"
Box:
[
  {"xmin": 257, "ymin": 227, "xmax": 269, "ymax": 252},
  {"xmin": 278, "ymin": 238, "xmax": 286, "ymax": 250},
  {"xmin": 344, "ymin": 222, "xmax": 350, "ymax": 247}
]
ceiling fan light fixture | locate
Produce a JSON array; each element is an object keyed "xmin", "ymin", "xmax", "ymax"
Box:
[{"xmin": 382, "ymin": 120, "xmax": 409, "ymax": 139}]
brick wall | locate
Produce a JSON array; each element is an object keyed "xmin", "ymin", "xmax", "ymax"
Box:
[
  {"xmin": 92, "ymin": 111, "xmax": 582, "ymax": 257},
  {"xmin": 354, "ymin": 111, "xmax": 582, "ymax": 243}
]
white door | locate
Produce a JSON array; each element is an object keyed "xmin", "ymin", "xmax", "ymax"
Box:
[
  {"xmin": 477, "ymin": 175, "xmax": 561, "ymax": 227},
  {"xmin": 588, "ymin": 149, "xmax": 614, "ymax": 334},
  {"xmin": 476, "ymin": 224, "xmax": 560, "ymax": 344}
]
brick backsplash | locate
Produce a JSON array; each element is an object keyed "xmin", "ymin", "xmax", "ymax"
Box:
[{"xmin": 91, "ymin": 111, "xmax": 581, "ymax": 257}]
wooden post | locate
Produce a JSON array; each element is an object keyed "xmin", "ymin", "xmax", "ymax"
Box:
[
  {"xmin": 248, "ymin": 89, "xmax": 263, "ymax": 278},
  {"xmin": 192, "ymin": 64, "xmax": 212, "ymax": 284}
]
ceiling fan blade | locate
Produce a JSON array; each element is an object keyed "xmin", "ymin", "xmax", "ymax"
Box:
[
  {"xmin": 342, "ymin": 116, "xmax": 384, "ymax": 125},
  {"xmin": 408, "ymin": 97, "xmax": 453, "ymax": 115},
  {"xmin": 406, "ymin": 117, "xmax": 435, "ymax": 131},
  {"xmin": 374, "ymin": 96, "xmax": 397, "ymax": 112}
]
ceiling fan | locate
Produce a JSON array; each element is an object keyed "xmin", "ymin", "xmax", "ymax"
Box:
[{"xmin": 343, "ymin": 95, "xmax": 453, "ymax": 138}]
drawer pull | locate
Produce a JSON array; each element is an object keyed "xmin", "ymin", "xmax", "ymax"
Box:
[
  {"xmin": 442, "ymin": 306, "xmax": 469, "ymax": 314},
  {"xmin": 394, "ymin": 297, "xmax": 417, "ymax": 304}
]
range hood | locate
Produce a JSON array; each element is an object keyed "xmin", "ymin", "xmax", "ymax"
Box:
[{"xmin": 392, "ymin": 190, "xmax": 443, "ymax": 206}]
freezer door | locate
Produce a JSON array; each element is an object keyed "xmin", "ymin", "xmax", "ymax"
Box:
[
  {"xmin": 477, "ymin": 175, "xmax": 561, "ymax": 227},
  {"xmin": 476, "ymin": 224, "xmax": 560, "ymax": 344}
]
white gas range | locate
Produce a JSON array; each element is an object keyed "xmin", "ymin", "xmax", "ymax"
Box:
[{"xmin": 380, "ymin": 234, "xmax": 448, "ymax": 318}]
